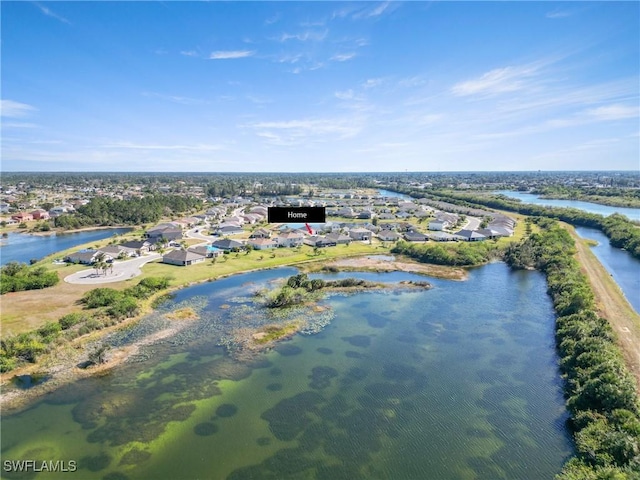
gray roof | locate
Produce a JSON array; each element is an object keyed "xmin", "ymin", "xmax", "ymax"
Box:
[{"xmin": 163, "ymin": 249, "xmax": 205, "ymax": 262}]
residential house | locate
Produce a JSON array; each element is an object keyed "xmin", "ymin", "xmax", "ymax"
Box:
[
  {"xmin": 216, "ymin": 225, "xmax": 244, "ymax": 236},
  {"xmin": 324, "ymin": 232, "xmax": 351, "ymax": 244},
  {"xmin": 455, "ymin": 229, "xmax": 487, "ymax": 242},
  {"xmin": 146, "ymin": 223, "xmax": 183, "ymax": 242},
  {"xmin": 275, "ymin": 232, "xmax": 304, "ymax": 247},
  {"xmin": 98, "ymin": 245, "xmax": 135, "ymax": 259},
  {"xmin": 0, "ymin": 203, "xmax": 10, "ymax": 213},
  {"xmin": 11, "ymin": 213, "xmax": 33, "ymax": 222},
  {"xmin": 377, "ymin": 230, "xmax": 401, "ymax": 242},
  {"xmin": 31, "ymin": 210, "xmax": 50, "ymax": 220},
  {"xmin": 249, "ymin": 228, "xmax": 271, "ymax": 239},
  {"xmin": 247, "ymin": 238, "xmax": 277, "ymax": 250},
  {"xmin": 188, "ymin": 245, "xmax": 224, "ymax": 258},
  {"xmin": 162, "ymin": 249, "xmax": 206, "ymax": 266},
  {"xmin": 303, "ymin": 235, "xmax": 336, "ymax": 247},
  {"xmin": 120, "ymin": 240, "xmax": 152, "ymax": 255},
  {"xmin": 65, "ymin": 250, "xmax": 113, "ymax": 265},
  {"xmin": 429, "ymin": 232, "xmax": 463, "ymax": 242},
  {"xmin": 211, "ymin": 239, "xmax": 244, "ymax": 251},
  {"xmin": 404, "ymin": 231, "xmax": 429, "ymax": 242},
  {"xmin": 428, "ymin": 221, "xmax": 445, "ymax": 231},
  {"xmin": 348, "ymin": 227, "xmax": 373, "ymax": 241}
]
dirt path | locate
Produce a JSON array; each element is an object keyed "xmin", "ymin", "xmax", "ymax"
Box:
[{"xmin": 563, "ymin": 223, "xmax": 640, "ymax": 388}]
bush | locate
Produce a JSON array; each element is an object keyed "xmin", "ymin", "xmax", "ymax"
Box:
[
  {"xmin": 81, "ymin": 288, "xmax": 123, "ymax": 308},
  {"xmin": 59, "ymin": 312, "xmax": 86, "ymax": 330}
]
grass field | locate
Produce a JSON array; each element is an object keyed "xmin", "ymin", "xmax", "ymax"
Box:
[{"xmin": 1, "ymin": 241, "xmax": 387, "ymax": 336}]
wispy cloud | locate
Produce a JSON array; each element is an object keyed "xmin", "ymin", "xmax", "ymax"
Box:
[
  {"xmin": 34, "ymin": 2, "xmax": 71, "ymax": 24},
  {"xmin": 276, "ymin": 30, "xmax": 328, "ymax": 42},
  {"xmin": 451, "ymin": 63, "xmax": 542, "ymax": 97},
  {"xmin": 101, "ymin": 142, "xmax": 224, "ymax": 151},
  {"xmin": 362, "ymin": 78, "xmax": 384, "ymax": 89},
  {"xmin": 2, "ymin": 122, "xmax": 38, "ymax": 129},
  {"xmin": 586, "ymin": 104, "xmax": 639, "ymax": 121},
  {"xmin": 330, "ymin": 52, "xmax": 356, "ymax": 62},
  {"xmin": 209, "ymin": 50, "xmax": 255, "ymax": 60},
  {"xmin": 1, "ymin": 100, "xmax": 37, "ymax": 118},
  {"xmin": 265, "ymin": 13, "xmax": 281, "ymax": 25},
  {"xmin": 180, "ymin": 50, "xmax": 199, "ymax": 57},
  {"xmin": 351, "ymin": 2, "xmax": 401, "ymax": 20},
  {"xmin": 142, "ymin": 92, "xmax": 206, "ymax": 106},
  {"xmin": 546, "ymin": 9, "xmax": 572, "ymax": 19},
  {"xmin": 247, "ymin": 118, "xmax": 363, "ymax": 146}
]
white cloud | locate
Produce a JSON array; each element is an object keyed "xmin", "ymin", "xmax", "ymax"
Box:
[
  {"xmin": 330, "ymin": 52, "xmax": 356, "ymax": 62},
  {"xmin": 2, "ymin": 122, "xmax": 38, "ymax": 129},
  {"xmin": 265, "ymin": 13, "xmax": 281, "ymax": 25},
  {"xmin": 142, "ymin": 92, "xmax": 206, "ymax": 105},
  {"xmin": 34, "ymin": 2, "xmax": 71, "ymax": 24},
  {"xmin": 451, "ymin": 64, "xmax": 541, "ymax": 97},
  {"xmin": 335, "ymin": 89, "xmax": 356, "ymax": 100},
  {"xmin": 546, "ymin": 9, "xmax": 572, "ymax": 19},
  {"xmin": 101, "ymin": 142, "xmax": 224, "ymax": 151},
  {"xmin": 1, "ymin": 100, "xmax": 37, "ymax": 118},
  {"xmin": 247, "ymin": 117, "xmax": 363, "ymax": 146},
  {"xmin": 276, "ymin": 30, "xmax": 328, "ymax": 42},
  {"xmin": 180, "ymin": 50, "xmax": 199, "ymax": 57},
  {"xmin": 362, "ymin": 78, "xmax": 384, "ymax": 89},
  {"xmin": 209, "ymin": 50, "xmax": 255, "ymax": 60},
  {"xmin": 587, "ymin": 104, "xmax": 639, "ymax": 121}
]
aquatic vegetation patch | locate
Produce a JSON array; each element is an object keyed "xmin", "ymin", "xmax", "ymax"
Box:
[
  {"xmin": 345, "ymin": 350, "xmax": 365, "ymax": 359},
  {"xmin": 266, "ymin": 383, "xmax": 282, "ymax": 392},
  {"xmin": 165, "ymin": 307, "xmax": 199, "ymax": 321},
  {"xmin": 317, "ymin": 347, "xmax": 333, "ymax": 355},
  {"xmin": 215, "ymin": 403, "xmax": 238, "ymax": 418},
  {"xmin": 256, "ymin": 437, "xmax": 271, "ymax": 446},
  {"xmin": 274, "ymin": 344, "xmax": 302, "ymax": 356},
  {"xmin": 194, "ymin": 422, "xmax": 219, "ymax": 436},
  {"xmin": 118, "ymin": 448, "xmax": 151, "ymax": 466},
  {"xmin": 79, "ymin": 453, "xmax": 112, "ymax": 472},
  {"xmin": 102, "ymin": 472, "xmax": 130, "ymax": 480},
  {"xmin": 260, "ymin": 391, "xmax": 324, "ymax": 441},
  {"xmin": 269, "ymin": 367, "xmax": 282, "ymax": 376},
  {"xmin": 341, "ymin": 335, "xmax": 371, "ymax": 348},
  {"xmin": 308, "ymin": 366, "xmax": 339, "ymax": 390},
  {"xmin": 367, "ymin": 313, "xmax": 389, "ymax": 328},
  {"xmin": 252, "ymin": 323, "xmax": 299, "ymax": 344}
]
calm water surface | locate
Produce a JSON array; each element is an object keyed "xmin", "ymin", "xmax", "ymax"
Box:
[
  {"xmin": 495, "ymin": 190, "xmax": 640, "ymax": 221},
  {"xmin": 0, "ymin": 228, "xmax": 132, "ymax": 266},
  {"xmin": 1, "ymin": 264, "xmax": 572, "ymax": 479}
]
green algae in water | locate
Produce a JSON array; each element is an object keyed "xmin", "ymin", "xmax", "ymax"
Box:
[{"xmin": 0, "ymin": 265, "xmax": 572, "ymax": 480}]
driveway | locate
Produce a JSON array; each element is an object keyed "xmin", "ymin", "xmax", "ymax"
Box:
[
  {"xmin": 463, "ymin": 216, "xmax": 482, "ymax": 230},
  {"xmin": 64, "ymin": 253, "xmax": 161, "ymax": 285}
]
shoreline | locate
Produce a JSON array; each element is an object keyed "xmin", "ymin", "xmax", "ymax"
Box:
[
  {"xmin": 0, "ymin": 254, "xmax": 461, "ymax": 412},
  {"xmin": 22, "ymin": 225, "xmax": 133, "ymax": 237},
  {"xmin": 563, "ymin": 223, "xmax": 640, "ymax": 389}
]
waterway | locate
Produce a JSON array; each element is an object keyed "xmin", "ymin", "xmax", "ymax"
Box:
[
  {"xmin": 0, "ymin": 228, "xmax": 132, "ymax": 266},
  {"xmin": 378, "ymin": 189, "xmax": 413, "ymax": 200},
  {"xmin": 575, "ymin": 226, "xmax": 640, "ymax": 314},
  {"xmin": 1, "ymin": 263, "xmax": 572, "ymax": 479},
  {"xmin": 495, "ymin": 190, "xmax": 640, "ymax": 221}
]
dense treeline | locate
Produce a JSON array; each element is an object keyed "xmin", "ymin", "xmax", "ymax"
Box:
[
  {"xmin": 505, "ymin": 219, "xmax": 640, "ymax": 479},
  {"xmin": 391, "ymin": 239, "xmax": 502, "ymax": 266},
  {"xmin": 533, "ymin": 185, "xmax": 640, "ymax": 208},
  {"xmin": 0, "ymin": 277, "xmax": 170, "ymax": 372},
  {"xmin": 392, "ymin": 188, "xmax": 640, "ymax": 260},
  {"xmin": 0, "ymin": 262, "xmax": 59, "ymax": 294},
  {"xmin": 53, "ymin": 194, "xmax": 202, "ymax": 228}
]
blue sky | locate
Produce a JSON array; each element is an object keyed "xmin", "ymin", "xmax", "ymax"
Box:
[{"xmin": 2, "ymin": 1, "xmax": 639, "ymax": 172}]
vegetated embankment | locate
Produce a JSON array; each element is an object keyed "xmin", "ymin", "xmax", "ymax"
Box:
[{"xmin": 505, "ymin": 217, "xmax": 640, "ymax": 479}]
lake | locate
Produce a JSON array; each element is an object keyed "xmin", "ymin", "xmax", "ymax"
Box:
[
  {"xmin": 575, "ymin": 226, "xmax": 640, "ymax": 314},
  {"xmin": 495, "ymin": 190, "xmax": 640, "ymax": 221},
  {"xmin": 0, "ymin": 228, "xmax": 132, "ymax": 266},
  {"xmin": 378, "ymin": 189, "xmax": 413, "ymax": 200},
  {"xmin": 1, "ymin": 263, "xmax": 572, "ymax": 479}
]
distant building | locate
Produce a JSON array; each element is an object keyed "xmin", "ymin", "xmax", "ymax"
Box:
[{"xmin": 162, "ymin": 249, "xmax": 206, "ymax": 266}]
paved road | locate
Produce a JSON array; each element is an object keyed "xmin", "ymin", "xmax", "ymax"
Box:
[
  {"xmin": 463, "ymin": 216, "xmax": 482, "ymax": 230},
  {"xmin": 64, "ymin": 253, "xmax": 161, "ymax": 285}
]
